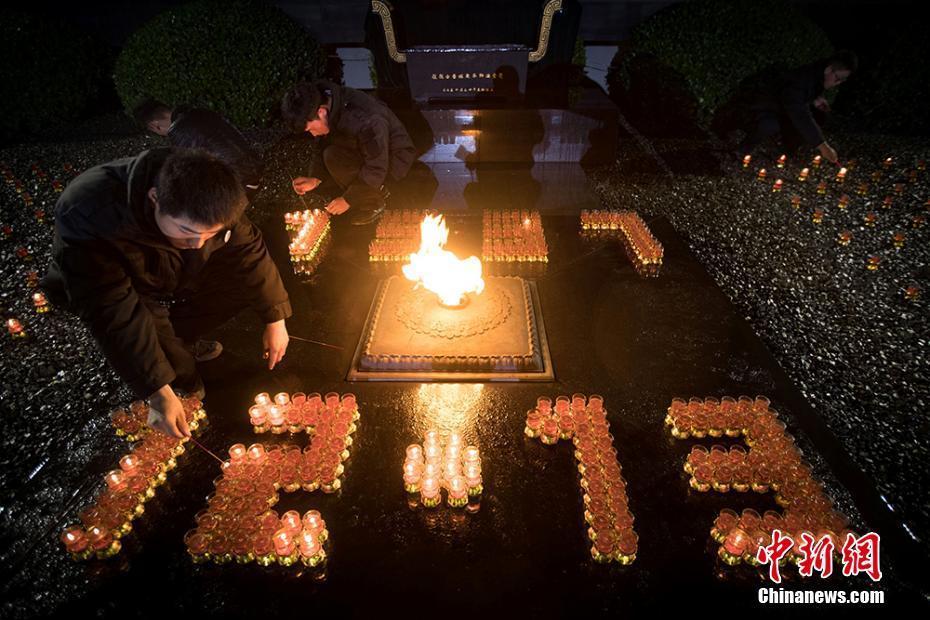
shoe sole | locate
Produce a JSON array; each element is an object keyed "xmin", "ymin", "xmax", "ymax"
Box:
[{"xmin": 193, "ymin": 342, "xmax": 223, "ymax": 362}]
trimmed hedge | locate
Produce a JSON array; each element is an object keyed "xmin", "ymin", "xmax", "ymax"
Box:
[
  {"xmin": 0, "ymin": 11, "xmax": 108, "ymax": 142},
  {"xmin": 608, "ymin": 0, "xmax": 832, "ymax": 134},
  {"xmin": 114, "ymin": 0, "xmax": 325, "ymax": 128}
]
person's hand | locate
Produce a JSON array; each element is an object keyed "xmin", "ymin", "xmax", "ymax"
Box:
[
  {"xmin": 147, "ymin": 385, "xmax": 190, "ymax": 438},
  {"xmin": 325, "ymin": 196, "xmax": 350, "ymax": 215},
  {"xmin": 817, "ymin": 142, "xmax": 839, "ymax": 164},
  {"xmin": 262, "ymin": 319, "xmax": 289, "ymax": 370},
  {"xmin": 813, "ymin": 96, "xmax": 830, "ymax": 112},
  {"xmin": 292, "ymin": 177, "xmax": 321, "ymax": 195}
]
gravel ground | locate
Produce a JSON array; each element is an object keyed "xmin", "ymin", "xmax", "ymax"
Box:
[{"xmin": 590, "ymin": 131, "xmax": 930, "ymax": 561}]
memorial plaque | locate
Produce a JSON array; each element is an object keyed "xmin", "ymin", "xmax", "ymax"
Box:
[{"xmin": 406, "ymin": 44, "xmax": 530, "ymax": 104}]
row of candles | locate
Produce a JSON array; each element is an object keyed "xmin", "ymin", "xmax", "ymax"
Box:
[
  {"xmin": 580, "ymin": 210, "xmax": 664, "ymax": 277},
  {"xmin": 665, "ymin": 396, "xmax": 854, "ymax": 567},
  {"xmin": 60, "ymin": 398, "xmax": 207, "ymax": 560},
  {"xmin": 526, "ymin": 394, "xmax": 638, "ymax": 564},
  {"xmin": 247, "ymin": 391, "xmax": 358, "ymax": 436},
  {"xmin": 402, "ymin": 430, "xmax": 483, "ymax": 509},
  {"xmin": 369, "ymin": 209, "xmax": 430, "ymax": 263},
  {"xmin": 284, "ymin": 209, "xmax": 331, "ymax": 276},
  {"xmin": 112, "ymin": 399, "xmax": 159, "ymax": 442},
  {"xmin": 481, "ymin": 210, "xmax": 548, "ymax": 263},
  {"xmin": 375, "ymin": 209, "xmax": 431, "ymax": 240},
  {"xmin": 185, "ymin": 442, "xmax": 341, "ymax": 567}
]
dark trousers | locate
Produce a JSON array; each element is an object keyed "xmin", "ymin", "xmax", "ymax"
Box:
[
  {"xmin": 320, "ymin": 137, "xmax": 411, "ymax": 211},
  {"xmin": 142, "ymin": 270, "xmax": 251, "ymax": 393},
  {"xmin": 738, "ymin": 107, "xmax": 827, "ymax": 156}
]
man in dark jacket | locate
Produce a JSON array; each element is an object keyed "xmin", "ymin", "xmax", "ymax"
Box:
[
  {"xmin": 41, "ymin": 148, "xmax": 291, "ymax": 438},
  {"xmin": 738, "ymin": 50, "xmax": 857, "ymax": 163},
  {"xmin": 134, "ymin": 100, "xmax": 264, "ymax": 195},
  {"xmin": 281, "ymin": 80, "xmax": 416, "ymax": 225}
]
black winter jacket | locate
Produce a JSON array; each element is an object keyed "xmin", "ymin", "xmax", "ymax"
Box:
[
  {"xmin": 309, "ymin": 81, "xmax": 416, "ymax": 206},
  {"xmin": 41, "ymin": 148, "xmax": 291, "ymax": 398},
  {"xmin": 755, "ymin": 61, "xmax": 828, "ymax": 147},
  {"xmin": 168, "ymin": 106, "xmax": 264, "ymax": 186}
]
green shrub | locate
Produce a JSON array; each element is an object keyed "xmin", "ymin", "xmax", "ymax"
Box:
[
  {"xmin": 608, "ymin": 0, "xmax": 832, "ymax": 134},
  {"xmin": 0, "ymin": 11, "xmax": 108, "ymax": 142},
  {"xmin": 114, "ymin": 0, "xmax": 325, "ymax": 128}
]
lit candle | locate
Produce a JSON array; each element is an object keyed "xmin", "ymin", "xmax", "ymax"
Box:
[
  {"xmin": 816, "ymin": 181, "xmax": 827, "ymax": 194},
  {"xmin": 720, "ymin": 528, "xmax": 749, "ymax": 565},
  {"xmin": 32, "ymin": 292, "xmax": 49, "ymax": 313},
  {"xmin": 447, "ymin": 475, "xmax": 468, "ymax": 507},
  {"xmin": 742, "ymin": 154, "xmax": 751, "ymax": 168},
  {"xmin": 837, "ymin": 194, "xmax": 849, "ymax": 209},
  {"xmin": 464, "ymin": 463, "xmax": 482, "ymax": 492},
  {"xmin": 866, "ymin": 255, "xmax": 882, "ymax": 271},
  {"xmin": 280, "ymin": 510, "xmax": 302, "ymax": 536},
  {"xmin": 463, "ymin": 446, "xmax": 480, "ymax": 463},
  {"xmin": 406, "ymin": 444, "xmax": 423, "ymax": 462},
  {"xmin": 6, "ymin": 318, "xmax": 26, "ymax": 339},
  {"xmin": 267, "ymin": 405, "xmax": 285, "ymax": 433},
  {"xmin": 443, "ymin": 459, "xmax": 461, "ymax": 480},
  {"xmin": 420, "ymin": 476, "xmax": 441, "ymax": 508},
  {"xmin": 424, "ymin": 443, "xmax": 442, "ymax": 461},
  {"xmin": 776, "ymin": 154, "xmax": 786, "ymax": 168},
  {"xmin": 772, "ymin": 179, "xmax": 783, "ymax": 192},
  {"xmin": 60, "ymin": 526, "xmax": 89, "ymax": 557},
  {"xmin": 757, "ymin": 168, "xmax": 767, "ymax": 180},
  {"xmin": 87, "ymin": 525, "xmax": 120, "ymax": 558},
  {"xmin": 904, "ymin": 285, "xmax": 920, "ymax": 301},
  {"xmin": 403, "ymin": 460, "xmax": 422, "ymax": 492},
  {"xmin": 790, "ymin": 195, "xmax": 801, "ymax": 209},
  {"xmin": 837, "ymin": 230, "xmax": 852, "ymax": 246},
  {"xmin": 118, "ymin": 454, "xmax": 140, "ymax": 474},
  {"xmin": 892, "ymin": 231, "xmax": 906, "ymax": 248},
  {"xmin": 247, "ymin": 443, "xmax": 266, "ymax": 462},
  {"xmin": 798, "ymin": 167, "xmax": 809, "ymax": 181},
  {"xmin": 254, "ymin": 392, "xmax": 271, "ymax": 407},
  {"xmin": 883, "ymin": 157, "xmax": 893, "ymax": 169},
  {"xmin": 835, "ymin": 167, "xmax": 847, "ymax": 182},
  {"xmin": 273, "ymin": 392, "xmax": 290, "ymax": 406},
  {"xmin": 811, "ymin": 155, "xmax": 821, "ymax": 167},
  {"xmin": 298, "ymin": 530, "xmax": 324, "ymax": 566},
  {"xmin": 105, "ymin": 469, "xmax": 126, "ymax": 491},
  {"xmin": 882, "ymin": 196, "xmax": 893, "ymax": 209},
  {"xmin": 864, "ymin": 211, "xmax": 878, "ymax": 227},
  {"xmin": 812, "ymin": 208, "xmax": 824, "ymax": 224},
  {"xmin": 228, "ymin": 443, "xmax": 247, "ymax": 463},
  {"xmin": 302, "ymin": 510, "xmax": 327, "ymax": 541},
  {"xmin": 272, "ymin": 528, "xmax": 296, "ymax": 563}
]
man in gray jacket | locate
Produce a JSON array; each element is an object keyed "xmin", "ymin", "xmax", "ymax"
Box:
[{"xmin": 282, "ymin": 80, "xmax": 416, "ymax": 225}]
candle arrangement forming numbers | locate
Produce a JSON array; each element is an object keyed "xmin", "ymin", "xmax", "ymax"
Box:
[
  {"xmin": 59, "ymin": 397, "xmax": 207, "ymax": 560},
  {"xmin": 525, "ymin": 394, "xmax": 638, "ymax": 564},
  {"xmin": 248, "ymin": 391, "xmax": 357, "ymax": 436},
  {"xmin": 185, "ymin": 444, "xmax": 336, "ymax": 568},
  {"xmin": 481, "ymin": 209, "xmax": 548, "ymax": 264},
  {"xmin": 186, "ymin": 392, "xmax": 359, "ymax": 568},
  {"xmin": 579, "ymin": 210, "xmax": 663, "ymax": 277},
  {"xmin": 284, "ymin": 208, "xmax": 331, "ymax": 277},
  {"xmin": 369, "ymin": 209, "xmax": 432, "ymax": 263},
  {"xmin": 665, "ymin": 396, "xmax": 855, "ymax": 568},
  {"xmin": 402, "ymin": 430, "xmax": 483, "ymax": 510}
]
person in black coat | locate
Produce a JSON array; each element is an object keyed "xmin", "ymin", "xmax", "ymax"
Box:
[
  {"xmin": 41, "ymin": 148, "xmax": 291, "ymax": 438},
  {"xmin": 134, "ymin": 100, "xmax": 264, "ymax": 196},
  {"xmin": 738, "ymin": 50, "xmax": 857, "ymax": 163},
  {"xmin": 281, "ymin": 80, "xmax": 416, "ymax": 226}
]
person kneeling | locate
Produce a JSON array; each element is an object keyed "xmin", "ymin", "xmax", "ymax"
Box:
[{"xmin": 42, "ymin": 148, "xmax": 291, "ymax": 437}]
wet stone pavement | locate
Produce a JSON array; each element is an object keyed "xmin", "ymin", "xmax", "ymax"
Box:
[{"xmin": 0, "ymin": 131, "xmax": 927, "ymax": 616}]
